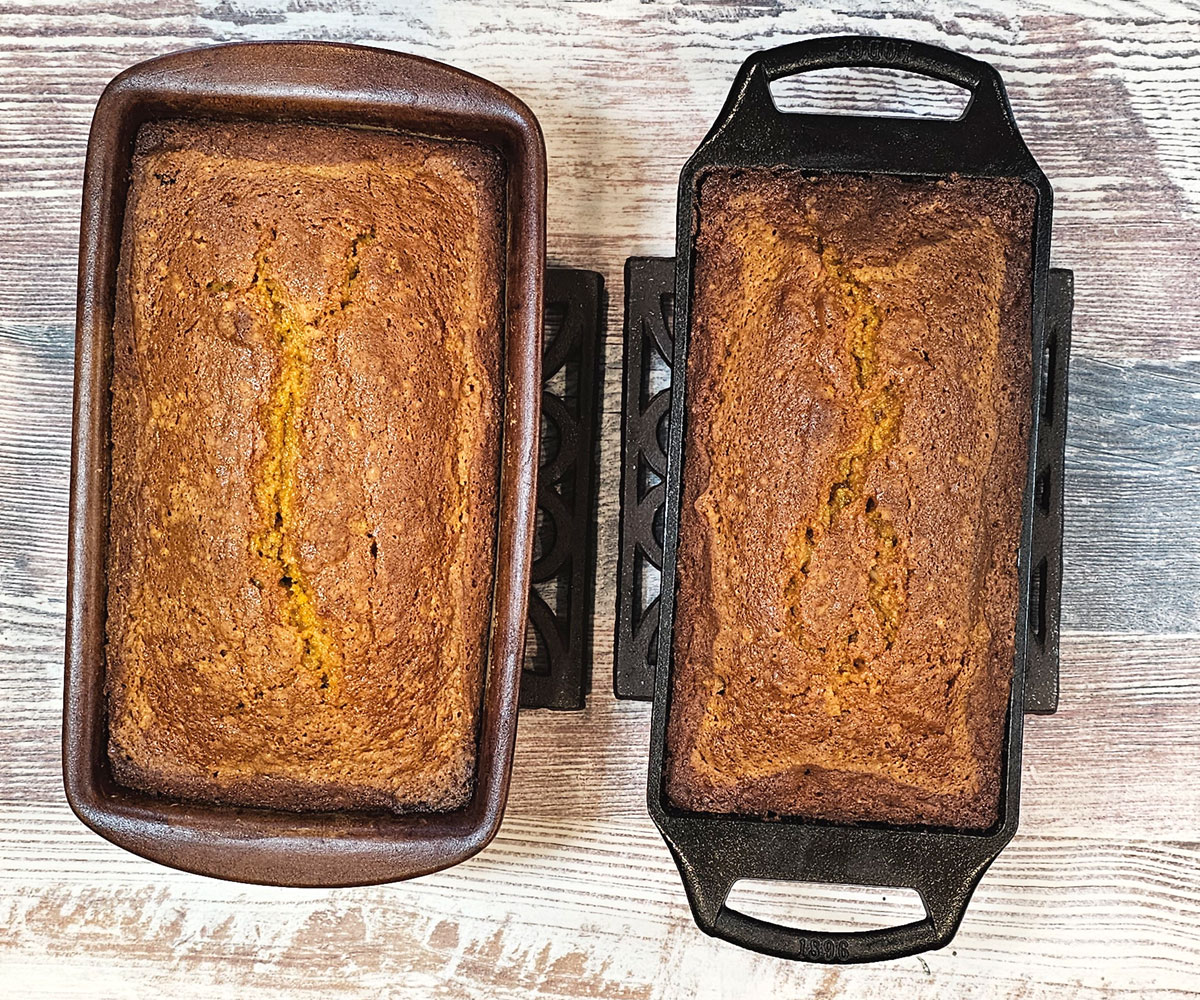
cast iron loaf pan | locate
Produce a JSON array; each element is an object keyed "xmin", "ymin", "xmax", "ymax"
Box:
[
  {"xmin": 648, "ymin": 36, "xmax": 1063, "ymax": 962},
  {"xmin": 63, "ymin": 42, "xmax": 546, "ymax": 887}
]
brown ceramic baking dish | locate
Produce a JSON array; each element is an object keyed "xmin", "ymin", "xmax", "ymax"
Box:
[{"xmin": 63, "ymin": 41, "xmax": 546, "ymax": 886}]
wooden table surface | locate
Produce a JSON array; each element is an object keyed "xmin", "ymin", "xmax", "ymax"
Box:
[{"xmin": 3, "ymin": 1, "xmax": 1199, "ymax": 996}]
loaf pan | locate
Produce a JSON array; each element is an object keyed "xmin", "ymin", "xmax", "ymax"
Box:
[
  {"xmin": 644, "ymin": 36, "xmax": 1065, "ymax": 961},
  {"xmin": 63, "ymin": 41, "xmax": 546, "ymax": 887}
]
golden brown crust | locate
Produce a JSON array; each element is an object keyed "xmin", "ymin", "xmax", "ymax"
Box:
[
  {"xmin": 665, "ymin": 170, "xmax": 1034, "ymax": 829},
  {"xmin": 106, "ymin": 120, "xmax": 505, "ymax": 812}
]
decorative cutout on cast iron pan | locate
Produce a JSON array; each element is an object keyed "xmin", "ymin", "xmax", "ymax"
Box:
[
  {"xmin": 1025, "ymin": 268, "xmax": 1072, "ymax": 714},
  {"xmin": 520, "ymin": 267, "xmax": 605, "ymax": 710},
  {"xmin": 614, "ymin": 257, "xmax": 674, "ymax": 700}
]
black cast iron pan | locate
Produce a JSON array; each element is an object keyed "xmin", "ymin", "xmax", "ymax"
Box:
[{"xmin": 643, "ymin": 36, "xmax": 1067, "ymax": 962}]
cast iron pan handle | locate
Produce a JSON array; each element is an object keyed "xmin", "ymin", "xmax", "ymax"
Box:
[
  {"xmin": 724, "ymin": 35, "xmax": 1013, "ymax": 135},
  {"xmin": 679, "ymin": 843, "xmax": 983, "ymax": 963},
  {"xmin": 709, "ymin": 885, "xmax": 956, "ymax": 964}
]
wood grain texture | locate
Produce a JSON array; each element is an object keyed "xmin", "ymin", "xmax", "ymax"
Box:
[{"xmin": 2, "ymin": 0, "xmax": 1199, "ymax": 996}]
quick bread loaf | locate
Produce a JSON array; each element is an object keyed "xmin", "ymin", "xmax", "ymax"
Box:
[
  {"xmin": 666, "ymin": 170, "xmax": 1034, "ymax": 829},
  {"xmin": 105, "ymin": 120, "xmax": 504, "ymax": 812}
]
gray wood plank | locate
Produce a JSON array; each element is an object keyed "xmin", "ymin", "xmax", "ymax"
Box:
[{"xmin": 1063, "ymin": 357, "xmax": 1200, "ymax": 632}]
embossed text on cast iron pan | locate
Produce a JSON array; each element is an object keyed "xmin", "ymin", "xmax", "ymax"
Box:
[
  {"xmin": 646, "ymin": 36, "xmax": 1061, "ymax": 962},
  {"xmin": 64, "ymin": 41, "xmax": 546, "ymax": 887}
]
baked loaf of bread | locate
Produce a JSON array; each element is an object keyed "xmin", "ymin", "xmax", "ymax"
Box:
[
  {"xmin": 106, "ymin": 120, "xmax": 504, "ymax": 812},
  {"xmin": 666, "ymin": 170, "xmax": 1034, "ymax": 829}
]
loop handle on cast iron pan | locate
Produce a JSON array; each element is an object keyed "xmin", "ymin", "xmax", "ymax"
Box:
[
  {"xmin": 709, "ymin": 883, "xmax": 960, "ymax": 964},
  {"xmin": 739, "ymin": 35, "xmax": 1006, "ymax": 126},
  {"xmin": 713, "ymin": 909, "xmax": 942, "ymax": 965},
  {"xmin": 674, "ymin": 832, "xmax": 987, "ymax": 963},
  {"xmin": 707, "ymin": 36, "xmax": 1024, "ymax": 170}
]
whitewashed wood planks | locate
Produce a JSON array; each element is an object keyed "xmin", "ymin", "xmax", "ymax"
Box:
[{"xmin": 2, "ymin": 0, "xmax": 1199, "ymax": 996}]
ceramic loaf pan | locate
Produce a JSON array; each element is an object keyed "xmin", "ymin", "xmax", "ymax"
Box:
[
  {"xmin": 63, "ymin": 41, "xmax": 546, "ymax": 887},
  {"xmin": 644, "ymin": 36, "xmax": 1066, "ymax": 962}
]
